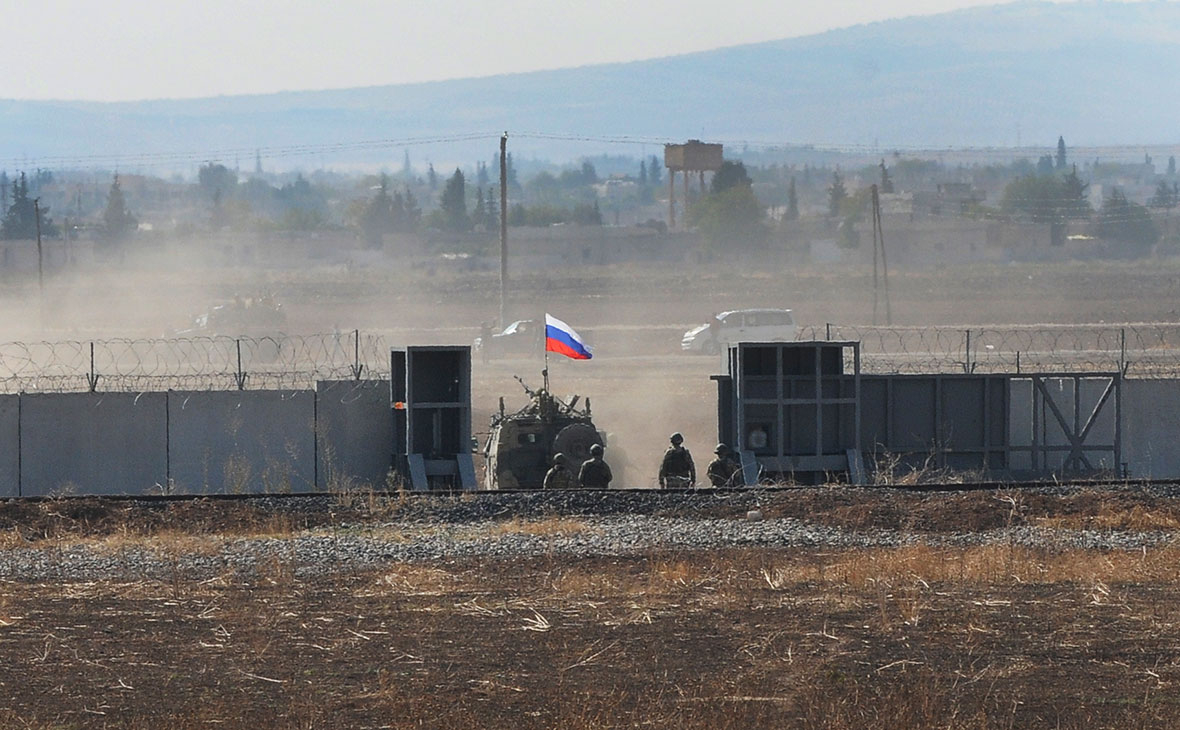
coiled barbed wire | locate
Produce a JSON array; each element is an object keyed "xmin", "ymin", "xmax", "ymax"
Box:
[
  {"xmin": 0, "ymin": 324, "xmax": 1178, "ymax": 393},
  {"xmin": 800, "ymin": 323, "xmax": 1180, "ymax": 377},
  {"xmin": 0, "ymin": 332, "xmax": 393, "ymax": 393}
]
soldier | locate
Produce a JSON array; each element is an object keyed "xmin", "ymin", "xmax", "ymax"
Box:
[
  {"xmin": 578, "ymin": 443, "xmax": 613, "ymax": 489},
  {"xmin": 659, "ymin": 432, "xmax": 696, "ymax": 488},
  {"xmin": 543, "ymin": 452, "xmax": 577, "ymax": 490},
  {"xmin": 706, "ymin": 443, "xmax": 741, "ymax": 488}
]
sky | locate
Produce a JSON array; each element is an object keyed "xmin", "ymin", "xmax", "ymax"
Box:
[{"xmin": 1, "ymin": 0, "xmax": 1130, "ymax": 102}]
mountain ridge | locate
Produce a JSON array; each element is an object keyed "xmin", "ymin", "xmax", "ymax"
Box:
[{"xmin": 4, "ymin": 1, "xmax": 1179, "ymax": 168}]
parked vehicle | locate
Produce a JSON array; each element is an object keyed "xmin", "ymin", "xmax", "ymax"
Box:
[
  {"xmin": 474, "ymin": 319, "xmax": 544, "ymax": 359},
  {"xmin": 681, "ymin": 309, "xmax": 796, "ymax": 355}
]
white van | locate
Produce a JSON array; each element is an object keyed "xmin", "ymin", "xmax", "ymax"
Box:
[{"xmin": 681, "ymin": 309, "xmax": 797, "ymax": 354}]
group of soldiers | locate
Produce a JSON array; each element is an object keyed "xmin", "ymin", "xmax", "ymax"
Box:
[
  {"xmin": 541, "ymin": 443, "xmax": 613, "ymax": 489},
  {"xmin": 542, "ymin": 432, "xmax": 743, "ymax": 489}
]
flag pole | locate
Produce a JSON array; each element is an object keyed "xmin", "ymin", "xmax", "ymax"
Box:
[{"xmin": 543, "ymin": 343, "xmax": 550, "ymax": 393}]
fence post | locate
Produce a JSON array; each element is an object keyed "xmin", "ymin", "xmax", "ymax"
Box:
[
  {"xmin": 1120, "ymin": 327, "xmax": 1127, "ymax": 375},
  {"xmin": 1016, "ymin": 350, "xmax": 1021, "ymax": 374},
  {"xmin": 350, "ymin": 328, "xmax": 365, "ymax": 380},
  {"xmin": 825, "ymin": 322, "xmax": 832, "ymax": 341},
  {"xmin": 234, "ymin": 339, "xmax": 247, "ymax": 390},
  {"xmin": 964, "ymin": 329, "xmax": 972, "ymax": 373},
  {"xmin": 86, "ymin": 341, "xmax": 99, "ymax": 393}
]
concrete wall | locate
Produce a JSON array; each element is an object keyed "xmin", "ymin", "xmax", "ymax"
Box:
[
  {"xmin": 1123, "ymin": 379, "xmax": 1180, "ymax": 479},
  {"xmin": 168, "ymin": 390, "xmax": 316, "ymax": 494},
  {"xmin": 19, "ymin": 393, "xmax": 168, "ymax": 496},
  {"xmin": 316, "ymin": 380, "xmax": 392, "ymax": 489},
  {"xmin": 0, "ymin": 395, "xmax": 18, "ymax": 497}
]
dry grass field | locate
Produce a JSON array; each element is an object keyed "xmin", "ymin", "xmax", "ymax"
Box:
[{"xmin": 1, "ymin": 490, "xmax": 1180, "ymax": 729}]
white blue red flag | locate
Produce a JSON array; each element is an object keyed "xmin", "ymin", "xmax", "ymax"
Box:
[{"xmin": 545, "ymin": 313, "xmax": 592, "ymax": 360}]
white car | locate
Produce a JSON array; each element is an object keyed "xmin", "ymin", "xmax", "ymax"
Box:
[{"xmin": 681, "ymin": 309, "xmax": 797, "ymax": 355}]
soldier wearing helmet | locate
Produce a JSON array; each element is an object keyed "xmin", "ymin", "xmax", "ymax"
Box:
[
  {"xmin": 659, "ymin": 432, "xmax": 696, "ymax": 488},
  {"xmin": 578, "ymin": 443, "xmax": 613, "ymax": 489},
  {"xmin": 543, "ymin": 452, "xmax": 577, "ymax": 490},
  {"xmin": 706, "ymin": 443, "xmax": 741, "ymax": 488}
]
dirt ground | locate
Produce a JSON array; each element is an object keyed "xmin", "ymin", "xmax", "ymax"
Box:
[
  {"xmin": 2, "ymin": 490, "xmax": 1180, "ymax": 728},
  {"xmin": 2, "ymin": 547, "xmax": 1179, "ymax": 729}
]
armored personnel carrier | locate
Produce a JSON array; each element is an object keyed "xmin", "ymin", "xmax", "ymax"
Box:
[{"xmin": 482, "ymin": 376, "xmax": 604, "ymax": 490}]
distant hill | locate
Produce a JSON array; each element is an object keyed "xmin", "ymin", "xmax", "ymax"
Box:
[{"xmin": 4, "ymin": 1, "xmax": 1180, "ymax": 170}]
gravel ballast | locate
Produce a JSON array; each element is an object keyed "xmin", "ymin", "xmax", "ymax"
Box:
[{"xmin": 2, "ymin": 485, "xmax": 1179, "ymax": 582}]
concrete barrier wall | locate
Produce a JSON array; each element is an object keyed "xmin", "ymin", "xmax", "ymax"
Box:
[
  {"xmin": 168, "ymin": 390, "xmax": 316, "ymax": 494},
  {"xmin": 316, "ymin": 380, "xmax": 392, "ymax": 490},
  {"xmin": 1124, "ymin": 379, "xmax": 1180, "ymax": 479},
  {"xmin": 0, "ymin": 395, "xmax": 18, "ymax": 497},
  {"xmin": 19, "ymin": 393, "xmax": 168, "ymax": 496}
]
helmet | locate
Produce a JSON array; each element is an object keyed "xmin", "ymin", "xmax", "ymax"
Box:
[
  {"xmin": 589, "ymin": 443, "xmax": 604, "ymax": 456},
  {"xmin": 553, "ymin": 452, "xmax": 567, "ymax": 464},
  {"xmin": 714, "ymin": 443, "xmax": 729, "ymax": 455},
  {"xmin": 670, "ymin": 432, "xmax": 684, "ymax": 445}
]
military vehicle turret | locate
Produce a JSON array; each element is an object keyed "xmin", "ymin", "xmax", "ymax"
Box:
[{"xmin": 481, "ymin": 376, "xmax": 604, "ymax": 490}]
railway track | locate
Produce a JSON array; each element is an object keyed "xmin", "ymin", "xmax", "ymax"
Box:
[{"xmin": 3, "ymin": 477, "xmax": 1176, "ymax": 504}]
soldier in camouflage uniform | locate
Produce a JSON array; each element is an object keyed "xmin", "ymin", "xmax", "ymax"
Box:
[
  {"xmin": 578, "ymin": 443, "xmax": 613, "ymax": 489},
  {"xmin": 659, "ymin": 432, "xmax": 696, "ymax": 488},
  {"xmin": 706, "ymin": 443, "xmax": 741, "ymax": 488},
  {"xmin": 543, "ymin": 453, "xmax": 577, "ymax": 490}
]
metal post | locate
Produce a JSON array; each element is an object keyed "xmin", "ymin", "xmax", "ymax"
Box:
[
  {"xmin": 825, "ymin": 322, "xmax": 832, "ymax": 341},
  {"xmin": 350, "ymin": 328, "xmax": 364, "ymax": 380},
  {"xmin": 1119, "ymin": 327, "xmax": 1126, "ymax": 375},
  {"xmin": 499, "ymin": 133, "xmax": 508, "ymax": 328},
  {"xmin": 964, "ymin": 329, "xmax": 972, "ymax": 373},
  {"xmin": 235, "ymin": 339, "xmax": 247, "ymax": 390},
  {"xmin": 668, "ymin": 169, "xmax": 675, "ymax": 228},
  {"xmin": 87, "ymin": 342, "xmax": 99, "ymax": 393}
]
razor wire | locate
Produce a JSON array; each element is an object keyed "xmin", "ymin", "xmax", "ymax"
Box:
[
  {"xmin": 800, "ymin": 323, "xmax": 1180, "ymax": 377},
  {"xmin": 0, "ymin": 332, "xmax": 394, "ymax": 394}
]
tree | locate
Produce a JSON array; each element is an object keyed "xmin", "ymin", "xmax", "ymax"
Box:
[
  {"xmin": 1097, "ymin": 189, "xmax": 1157, "ymax": 247},
  {"xmin": 785, "ymin": 177, "xmax": 799, "ymax": 221},
  {"xmin": 711, "ymin": 161, "xmax": 752, "ymax": 194},
  {"xmin": 358, "ymin": 175, "xmax": 398, "ymax": 247},
  {"xmin": 1056, "ymin": 136, "xmax": 1067, "ymax": 170},
  {"xmin": 648, "ymin": 155, "xmax": 662, "ymax": 185},
  {"xmin": 484, "ymin": 186, "xmax": 499, "ymax": 230},
  {"xmin": 472, "ymin": 186, "xmax": 488, "ymax": 228},
  {"xmin": 1, "ymin": 172, "xmax": 57, "ymax": 240},
  {"xmin": 1059, "ymin": 165, "xmax": 1092, "ymax": 219},
  {"xmin": 439, "ymin": 168, "xmax": 470, "ymax": 232},
  {"xmin": 1148, "ymin": 180, "xmax": 1178, "ymax": 209},
  {"xmin": 198, "ymin": 162, "xmax": 237, "ymax": 201},
  {"xmin": 101, "ymin": 174, "xmax": 137, "ymax": 242},
  {"xmin": 402, "ymin": 151, "xmax": 412, "ymax": 179},
  {"xmin": 1169, "ymin": 156, "xmax": 1177, "ymax": 177},
  {"xmin": 1037, "ymin": 155, "xmax": 1055, "ymax": 175},
  {"xmin": 879, "ymin": 160, "xmax": 894, "ymax": 194},
  {"xmin": 427, "ymin": 164, "xmax": 438, "ymax": 191},
  {"xmin": 827, "ymin": 172, "xmax": 847, "ymax": 218},
  {"xmin": 639, "ymin": 160, "xmax": 648, "ymax": 186},
  {"xmin": 690, "ymin": 162, "xmax": 766, "ymax": 248}
]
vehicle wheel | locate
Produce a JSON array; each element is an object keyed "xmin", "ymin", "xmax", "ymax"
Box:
[
  {"xmin": 703, "ymin": 339, "xmax": 720, "ymax": 356},
  {"xmin": 552, "ymin": 423, "xmax": 603, "ymax": 464}
]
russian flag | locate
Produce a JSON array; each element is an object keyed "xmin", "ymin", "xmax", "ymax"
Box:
[{"xmin": 545, "ymin": 313, "xmax": 593, "ymax": 360}]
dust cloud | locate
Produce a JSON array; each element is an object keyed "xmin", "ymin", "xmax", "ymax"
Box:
[{"xmin": 1, "ymin": 239, "xmax": 1177, "ymax": 487}]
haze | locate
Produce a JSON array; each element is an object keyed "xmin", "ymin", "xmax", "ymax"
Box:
[{"xmin": 1, "ymin": 0, "xmax": 1113, "ymax": 102}]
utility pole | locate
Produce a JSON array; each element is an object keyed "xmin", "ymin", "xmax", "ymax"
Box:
[
  {"xmin": 870, "ymin": 185, "xmax": 892, "ymax": 325},
  {"xmin": 499, "ymin": 132, "xmax": 508, "ymax": 328},
  {"xmin": 34, "ymin": 198, "xmax": 44, "ymax": 329}
]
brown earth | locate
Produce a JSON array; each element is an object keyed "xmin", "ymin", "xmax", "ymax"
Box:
[{"xmin": 2, "ymin": 490, "xmax": 1180, "ymax": 728}]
